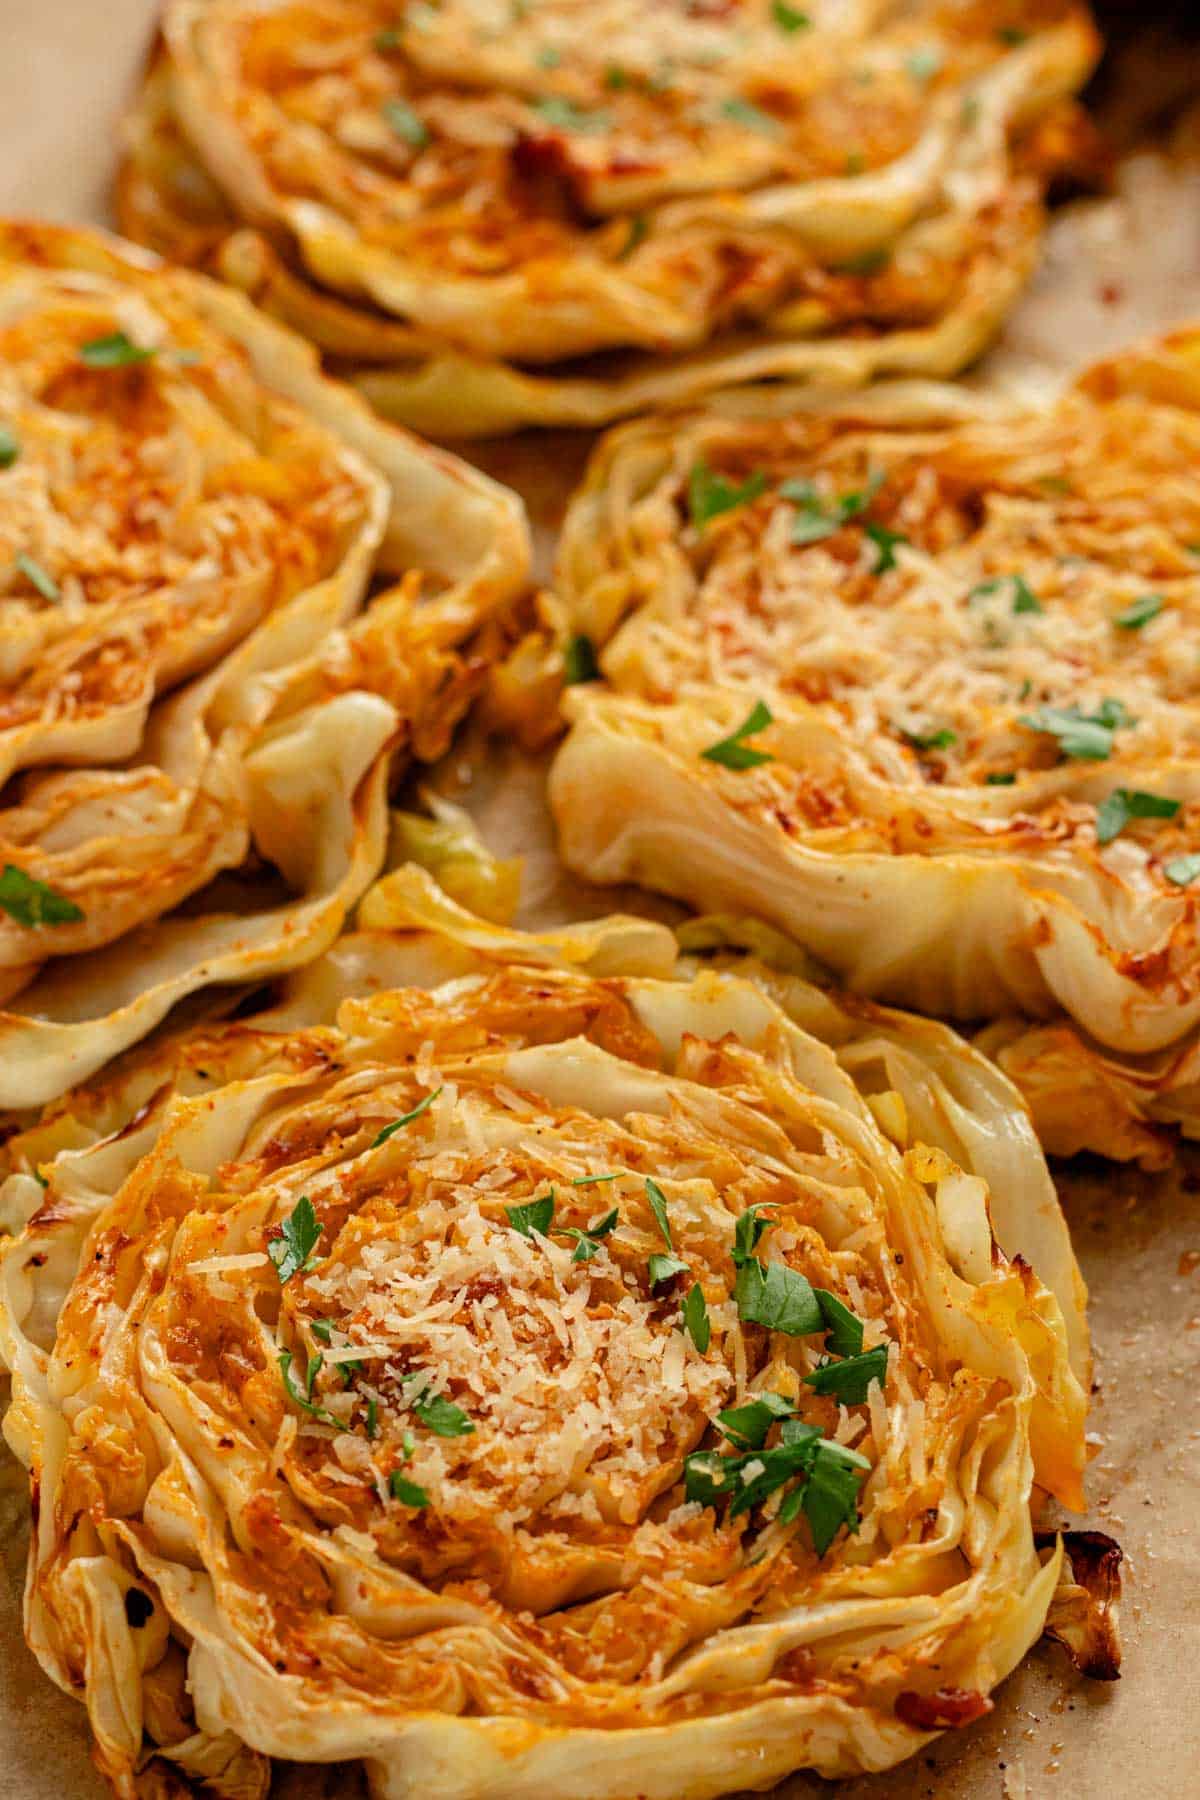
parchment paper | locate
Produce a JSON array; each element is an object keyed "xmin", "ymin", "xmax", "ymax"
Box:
[{"xmin": 0, "ymin": 7, "xmax": 1198, "ymax": 1796}]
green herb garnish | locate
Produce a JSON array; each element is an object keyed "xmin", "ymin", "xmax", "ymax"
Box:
[
  {"xmin": 616, "ymin": 213, "xmax": 648, "ymax": 260},
  {"xmin": 366, "ymin": 1397, "xmax": 379, "ymax": 1439},
  {"xmin": 372, "ymin": 1086, "xmax": 442, "ymax": 1147},
  {"xmin": 782, "ymin": 468, "xmax": 884, "ymax": 544},
  {"xmin": 268, "ymin": 1195, "xmax": 322, "ymax": 1284},
  {"xmin": 15, "ymin": 552, "xmax": 59, "ymax": 602},
  {"xmin": 561, "ymin": 1206, "xmax": 619, "ymax": 1263},
  {"xmin": 681, "ymin": 1282, "xmax": 710, "ymax": 1352},
  {"xmin": 771, "ymin": 1, "xmax": 811, "ymax": 31},
  {"xmin": 985, "ymin": 771, "xmax": 1016, "ymax": 786},
  {"xmin": 721, "ymin": 96, "xmax": 781, "ymax": 134},
  {"xmin": 0, "ymin": 425, "xmax": 19, "ymax": 468},
  {"xmin": 409, "ymin": 1384, "xmax": 475, "ymax": 1438},
  {"xmin": 716, "ymin": 1389, "xmax": 795, "ymax": 1450},
  {"xmin": 901, "ymin": 726, "xmax": 956, "ymax": 752},
  {"xmin": 531, "ymin": 96, "xmax": 610, "ymax": 132},
  {"xmin": 563, "ymin": 633, "xmax": 599, "ymax": 684},
  {"xmin": 969, "ymin": 573, "xmax": 1042, "ymax": 615},
  {"xmin": 382, "ymin": 98, "xmax": 429, "ymax": 148},
  {"xmin": 649, "ymin": 1252, "xmax": 689, "ymax": 1288},
  {"xmin": 684, "ymin": 1420, "xmax": 869, "ymax": 1553},
  {"xmin": 278, "ymin": 1350, "xmax": 338, "ymax": 1424},
  {"xmin": 803, "ymin": 1344, "xmax": 888, "ymax": 1404},
  {"xmin": 906, "ymin": 47, "xmax": 943, "ymax": 82},
  {"xmin": 700, "ymin": 699, "xmax": 774, "ymax": 770},
  {"xmin": 0, "ymin": 865, "xmax": 83, "ymax": 926},
  {"xmin": 388, "ymin": 1469, "xmax": 430, "ymax": 1508},
  {"xmin": 604, "ymin": 63, "xmax": 629, "ymax": 90},
  {"xmin": 505, "ymin": 1193, "xmax": 556, "ymax": 1237},
  {"xmin": 572, "ymin": 1171, "xmax": 619, "ymax": 1186},
  {"xmin": 1164, "ymin": 854, "xmax": 1200, "ymax": 887},
  {"xmin": 79, "ymin": 332, "xmax": 155, "ymax": 368},
  {"xmin": 687, "ymin": 458, "xmax": 768, "ymax": 529},
  {"xmin": 865, "ymin": 521, "xmax": 907, "ymax": 573},
  {"xmin": 1018, "ymin": 698, "xmax": 1131, "ymax": 761},
  {"xmin": 1095, "ymin": 788, "xmax": 1180, "ymax": 846},
  {"xmin": 1114, "ymin": 593, "xmax": 1164, "ymax": 630}
]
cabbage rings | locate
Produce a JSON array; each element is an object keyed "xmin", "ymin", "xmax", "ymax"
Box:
[
  {"xmin": 550, "ymin": 327, "xmax": 1200, "ymax": 1061},
  {"xmin": 116, "ymin": 1, "xmax": 1099, "ymax": 435},
  {"xmin": 0, "ymin": 862, "xmax": 1116, "ymax": 1800},
  {"xmin": 0, "ymin": 221, "xmax": 527, "ymax": 1108}
]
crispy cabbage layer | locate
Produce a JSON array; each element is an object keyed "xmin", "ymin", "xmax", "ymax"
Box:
[
  {"xmin": 0, "ymin": 221, "xmax": 528, "ymax": 1107},
  {"xmin": 549, "ymin": 327, "xmax": 1200, "ymax": 1058},
  {"xmin": 115, "ymin": 0, "xmax": 1099, "ymax": 433},
  {"xmin": 0, "ymin": 864, "xmax": 1111, "ymax": 1799}
]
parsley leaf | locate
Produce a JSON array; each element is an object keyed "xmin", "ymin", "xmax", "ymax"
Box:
[
  {"xmin": 374, "ymin": 27, "xmax": 403, "ymax": 50},
  {"xmin": 365, "ymin": 1397, "xmax": 379, "ymax": 1438},
  {"xmin": 645, "ymin": 1176, "xmax": 674, "ymax": 1250},
  {"xmin": 782, "ymin": 468, "xmax": 885, "ymax": 545},
  {"xmin": 0, "ymin": 864, "xmax": 83, "ymax": 926},
  {"xmin": 1114, "ymin": 593, "xmax": 1164, "ymax": 630},
  {"xmin": 531, "ymin": 95, "xmax": 610, "ymax": 133},
  {"xmin": 505, "ymin": 1193, "xmax": 555, "ymax": 1237},
  {"xmin": 864, "ymin": 521, "xmax": 907, "ymax": 573},
  {"xmin": 15, "ymin": 552, "xmax": 60, "ymax": 602},
  {"xmin": 814, "ymin": 1289, "xmax": 864, "ymax": 1357},
  {"xmin": 720, "ymin": 96, "xmax": 781, "ymax": 134},
  {"xmin": 382, "ymin": 97, "xmax": 429, "ymax": 148},
  {"xmin": 371, "ymin": 1085, "xmax": 442, "ymax": 1147},
  {"xmin": 793, "ymin": 1439, "xmax": 870, "ymax": 1553},
  {"xmin": 268, "ymin": 1195, "xmax": 322, "ymax": 1284},
  {"xmin": 1095, "ymin": 788, "xmax": 1180, "ymax": 846},
  {"xmin": 681, "ymin": 1281, "xmax": 710, "ymax": 1352},
  {"xmin": 649, "ymin": 1251, "xmax": 689, "ymax": 1288},
  {"xmin": 687, "ymin": 458, "xmax": 768, "ymax": 529},
  {"xmin": 563, "ymin": 632, "xmax": 599, "ymax": 684},
  {"xmin": 1019, "ymin": 698, "xmax": 1131, "ymax": 761},
  {"xmin": 735, "ymin": 1258, "xmax": 823, "ymax": 1334},
  {"xmin": 616, "ymin": 212, "xmax": 648, "ymax": 259},
  {"xmin": 716, "ymin": 1389, "xmax": 795, "ymax": 1450},
  {"xmin": 803, "ymin": 1344, "xmax": 888, "ymax": 1404},
  {"xmin": 985, "ymin": 771, "xmax": 1016, "ymax": 785},
  {"xmin": 1165, "ymin": 854, "xmax": 1200, "ymax": 887},
  {"xmin": 906, "ymin": 46, "xmax": 943, "ymax": 82},
  {"xmin": 731, "ymin": 1203, "xmax": 776, "ymax": 1266},
  {"xmin": 901, "ymin": 726, "xmax": 956, "ymax": 752},
  {"xmin": 700, "ymin": 698, "xmax": 774, "ymax": 770},
  {"xmin": 388, "ymin": 1469, "xmax": 430, "ymax": 1508},
  {"xmin": 572, "ymin": 1171, "xmax": 619, "ymax": 1186},
  {"xmin": 79, "ymin": 332, "xmax": 155, "ymax": 368},
  {"xmin": 604, "ymin": 62, "xmax": 629, "ymax": 89},
  {"xmin": 969, "ymin": 573, "xmax": 1042, "ymax": 615},
  {"xmin": 771, "ymin": 0, "xmax": 810, "ymax": 30},
  {"xmin": 0, "ymin": 425, "xmax": 19, "ymax": 468},
  {"xmin": 561, "ymin": 1206, "xmax": 619, "ymax": 1263},
  {"xmin": 278, "ymin": 1350, "xmax": 338, "ymax": 1425},
  {"xmin": 409, "ymin": 1384, "xmax": 475, "ymax": 1438}
]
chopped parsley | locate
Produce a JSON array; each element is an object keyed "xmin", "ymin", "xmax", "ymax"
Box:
[
  {"xmin": 388, "ymin": 1468, "xmax": 430, "ymax": 1508},
  {"xmin": 901, "ymin": 726, "xmax": 956, "ymax": 752},
  {"xmin": 687, "ymin": 457, "xmax": 768, "ymax": 529},
  {"xmin": 996, "ymin": 26, "xmax": 1029, "ymax": 45},
  {"xmin": 700, "ymin": 698, "xmax": 774, "ymax": 770},
  {"xmin": 969, "ymin": 573, "xmax": 1042, "ymax": 615},
  {"xmin": 366, "ymin": 1397, "xmax": 379, "ymax": 1439},
  {"xmin": 985, "ymin": 771, "xmax": 1016, "ymax": 786},
  {"xmin": 561, "ymin": 1206, "xmax": 619, "ymax": 1263},
  {"xmin": 685, "ymin": 1419, "xmax": 869, "ymax": 1553},
  {"xmin": 771, "ymin": 1, "xmax": 811, "ymax": 31},
  {"xmin": 865, "ymin": 521, "xmax": 907, "ymax": 573},
  {"xmin": 372, "ymin": 1085, "xmax": 442, "ymax": 1147},
  {"xmin": 604, "ymin": 63, "xmax": 629, "ymax": 90},
  {"xmin": 374, "ymin": 27, "xmax": 403, "ymax": 50},
  {"xmin": 1114, "ymin": 592, "xmax": 1164, "ymax": 630},
  {"xmin": 681, "ymin": 1281, "xmax": 710, "ymax": 1353},
  {"xmin": 15, "ymin": 552, "xmax": 59, "ymax": 602},
  {"xmin": 0, "ymin": 425, "xmax": 19, "ymax": 468},
  {"xmin": 649, "ymin": 1252, "xmax": 689, "ymax": 1288},
  {"xmin": 720, "ymin": 96, "xmax": 781, "ymax": 135},
  {"xmin": 408, "ymin": 1382, "xmax": 475, "ymax": 1438},
  {"xmin": 563, "ymin": 632, "xmax": 599, "ymax": 684},
  {"xmin": 382, "ymin": 97, "xmax": 429, "ymax": 148},
  {"xmin": 572, "ymin": 1171, "xmax": 619, "ymax": 1186},
  {"xmin": 268, "ymin": 1195, "xmax": 322, "ymax": 1284},
  {"xmin": 0, "ymin": 865, "xmax": 83, "ymax": 927},
  {"xmin": 645, "ymin": 1176, "xmax": 674, "ymax": 1249},
  {"xmin": 833, "ymin": 247, "xmax": 890, "ymax": 277},
  {"xmin": 1164, "ymin": 854, "xmax": 1200, "ymax": 887},
  {"xmin": 906, "ymin": 47, "xmax": 943, "ymax": 82},
  {"xmin": 782, "ymin": 468, "xmax": 884, "ymax": 545},
  {"xmin": 803, "ymin": 1344, "xmax": 888, "ymax": 1403},
  {"xmin": 735, "ymin": 1259, "xmax": 823, "ymax": 1334},
  {"xmin": 505, "ymin": 1193, "xmax": 555, "ymax": 1238},
  {"xmin": 536, "ymin": 45, "xmax": 561, "ymax": 68},
  {"xmin": 715, "ymin": 1389, "xmax": 795, "ymax": 1450},
  {"xmin": 79, "ymin": 331, "xmax": 155, "ymax": 368},
  {"xmin": 732, "ymin": 1203, "xmax": 775, "ymax": 1265},
  {"xmin": 1095, "ymin": 788, "xmax": 1180, "ymax": 846},
  {"xmin": 616, "ymin": 213, "xmax": 648, "ymax": 260},
  {"xmin": 278, "ymin": 1350, "xmax": 338, "ymax": 1425},
  {"xmin": 531, "ymin": 95, "xmax": 610, "ymax": 133},
  {"xmin": 1018, "ymin": 697, "xmax": 1131, "ymax": 761}
]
